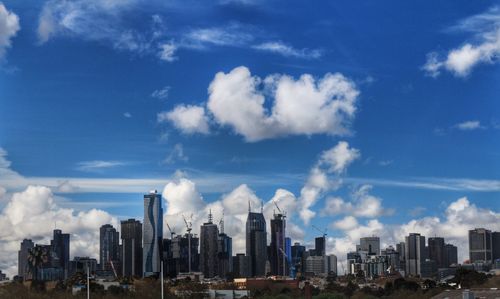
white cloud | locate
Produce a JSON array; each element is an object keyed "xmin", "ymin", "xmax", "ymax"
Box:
[
  {"xmin": 163, "ymin": 143, "xmax": 189, "ymax": 164},
  {"xmin": 204, "ymin": 66, "xmax": 358, "ymax": 142},
  {"xmin": 76, "ymin": 160, "xmax": 126, "ymax": 172},
  {"xmin": 252, "ymin": 41, "xmax": 322, "ymax": 59},
  {"xmin": 182, "ymin": 25, "xmax": 254, "ymax": 49},
  {"xmin": 36, "ymin": 0, "xmax": 170, "ymax": 60},
  {"xmin": 299, "ymin": 142, "xmax": 360, "ymax": 224},
  {"xmin": 151, "ymin": 86, "xmax": 171, "ymax": 99},
  {"xmin": 0, "ymin": 3, "xmax": 20, "ymax": 60},
  {"xmin": 158, "ymin": 42, "xmax": 177, "ymax": 62},
  {"xmin": 454, "ymin": 120, "xmax": 485, "ymax": 130},
  {"xmin": 322, "ymin": 185, "xmax": 392, "ymax": 218},
  {"xmin": 0, "ymin": 185, "xmax": 118, "ymax": 278},
  {"xmin": 123, "ymin": 112, "xmax": 132, "ymax": 118},
  {"xmin": 423, "ymin": 6, "xmax": 500, "ymax": 77},
  {"xmin": 158, "ymin": 105, "xmax": 210, "ymax": 134}
]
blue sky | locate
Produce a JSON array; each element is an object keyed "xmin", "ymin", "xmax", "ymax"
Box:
[{"xmin": 0, "ymin": 0, "xmax": 500, "ymax": 276}]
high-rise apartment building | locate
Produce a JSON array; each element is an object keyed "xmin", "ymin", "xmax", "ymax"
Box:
[
  {"xmin": 315, "ymin": 237, "xmax": 326, "ymax": 256},
  {"xmin": 246, "ymin": 205, "xmax": 267, "ymax": 277},
  {"xmin": 121, "ymin": 218, "xmax": 142, "ymax": 277},
  {"xmin": 444, "ymin": 243, "xmax": 458, "ymax": 266},
  {"xmin": 100, "ymin": 224, "xmax": 120, "ymax": 271},
  {"xmin": 217, "ymin": 228, "xmax": 232, "ymax": 278},
  {"xmin": 469, "ymin": 228, "xmax": 492, "ymax": 263},
  {"xmin": 143, "ymin": 190, "xmax": 163, "ymax": 277}
]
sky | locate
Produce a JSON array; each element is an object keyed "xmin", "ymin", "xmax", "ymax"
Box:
[{"xmin": 0, "ymin": 0, "xmax": 500, "ymax": 277}]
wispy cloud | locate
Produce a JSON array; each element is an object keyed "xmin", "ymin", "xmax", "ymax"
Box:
[
  {"xmin": 182, "ymin": 25, "xmax": 254, "ymax": 49},
  {"xmin": 0, "ymin": 3, "xmax": 20, "ymax": 60},
  {"xmin": 346, "ymin": 177, "xmax": 500, "ymax": 192},
  {"xmin": 151, "ymin": 85, "xmax": 171, "ymax": 99},
  {"xmin": 76, "ymin": 160, "xmax": 127, "ymax": 172},
  {"xmin": 423, "ymin": 6, "xmax": 500, "ymax": 77},
  {"xmin": 123, "ymin": 112, "xmax": 132, "ymax": 118},
  {"xmin": 252, "ymin": 41, "xmax": 322, "ymax": 59},
  {"xmin": 163, "ymin": 143, "xmax": 189, "ymax": 164},
  {"xmin": 453, "ymin": 120, "xmax": 485, "ymax": 131}
]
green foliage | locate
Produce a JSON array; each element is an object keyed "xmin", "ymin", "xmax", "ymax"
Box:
[{"xmin": 452, "ymin": 268, "xmax": 488, "ymax": 288}]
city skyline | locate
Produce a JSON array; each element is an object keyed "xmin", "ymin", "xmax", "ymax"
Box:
[{"xmin": 0, "ymin": 0, "xmax": 499, "ymax": 280}]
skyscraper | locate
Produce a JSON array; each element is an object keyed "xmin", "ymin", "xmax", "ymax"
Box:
[
  {"xmin": 171, "ymin": 233, "xmax": 200, "ymax": 274},
  {"xmin": 360, "ymin": 237, "xmax": 380, "ymax": 255},
  {"xmin": 493, "ymin": 232, "xmax": 500, "ymax": 261},
  {"xmin": 246, "ymin": 204, "xmax": 267, "ymax": 277},
  {"xmin": 428, "ymin": 237, "xmax": 445, "ymax": 268},
  {"xmin": 469, "ymin": 228, "xmax": 492, "ymax": 263},
  {"xmin": 121, "ymin": 218, "xmax": 142, "ymax": 277},
  {"xmin": 18, "ymin": 239, "xmax": 34, "ymax": 279},
  {"xmin": 200, "ymin": 211, "xmax": 219, "ymax": 278},
  {"xmin": 405, "ymin": 233, "xmax": 426, "ymax": 276},
  {"xmin": 217, "ymin": 216, "xmax": 232, "ymax": 278},
  {"xmin": 269, "ymin": 212, "xmax": 286, "ymax": 276},
  {"xmin": 444, "ymin": 243, "xmax": 458, "ymax": 266},
  {"xmin": 51, "ymin": 229, "xmax": 70, "ymax": 279},
  {"xmin": 291, "ymin": 242, "xmax": 305, "ymax": 276},
  {"xmin": 100, "ymin": 224, "xmax": 120, "ymax": 271},
  {"xmin": 143, "ymin": 190, "xmax": 163, "ymax": 277},
  {"xmin": 314, "ymin": 237, "xmax": 326, "ymax": 256}
]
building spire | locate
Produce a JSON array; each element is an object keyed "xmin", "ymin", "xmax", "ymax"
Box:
[
  {"xmin": 248, "ymin": 200, "xmax": 251, "ymax": 213},
  {"xmin": 220, "ymin": 209, "xmax": 225, "ymax": 234},
  {"xmin": 261, "ymin": 200, "xmax": 264, "ymax": 214},
  {"xmin": 208, "ymin": 209, "xmax": 213, "ymax": 223}
]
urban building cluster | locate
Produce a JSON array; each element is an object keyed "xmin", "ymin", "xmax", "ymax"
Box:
[
  {"xmin": 345, "ymin": 229, "xmax": 500, "ymax": 280},
  {"xmin": 9, "ymin": 190, "xmax": 500, "ymax": 283}
]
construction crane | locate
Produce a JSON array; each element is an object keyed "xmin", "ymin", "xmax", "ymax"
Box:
[
  {"xmin": 166, "ymin": 221, "xmax": 176, "ymax": 239},
  {"xmin": 312, "ymin": 225, "xmax": 327, "ymax": 238},
  {"xmin": 182, "ymin": 214, "xmax": 193, "ymax": 273}
]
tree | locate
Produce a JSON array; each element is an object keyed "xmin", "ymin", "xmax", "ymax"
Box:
[{"xmin": 26, "ymin": 246, "xmax": 48, "ymax": 282}]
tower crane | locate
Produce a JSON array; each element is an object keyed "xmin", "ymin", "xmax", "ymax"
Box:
[
  {"xmin": 165, "ymin": 221, "xmax": 176, "ymax": 239},
  {"xmin": 273, "ymin": 200, "xmax": 287, "ymax": 277}
]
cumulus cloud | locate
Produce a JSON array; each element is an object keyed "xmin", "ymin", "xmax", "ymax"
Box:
[
  {"xmin": 252, "ymin": 41, "xmax": 322, "ymax": 59},
  {"xmin": 0, "ymin": 185, "xmax": 118, "ymax": 278},
  {"xmin": 299, "ymin": 141, "xmax": 360, "ymax": 224},
  {"xmin": 158, "ymin": 105, "xmax": 210, "ymax": 134},
  {"xmin": 322, "ymin": 185, "xmax": 393, "ymax": 218},
  {"xmin": 0, "ymin": 3, "xmax": 20, "ymax": 60},
  {"xmin": 164, "ymin": 66, "xmax": 357, "ymax": 142},
  {"xmin": 423, "ymin": 6, "xmax": 500, "ymax": 77}
]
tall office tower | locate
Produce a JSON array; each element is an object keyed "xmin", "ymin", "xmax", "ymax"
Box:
[
  {"xmin": 469, "ymin": 228, "xmax": 492, "ymax": 263},
  {"xmin": 217, "ymin": 218, "xmax": 232, "ymax": 278},
  {"xmin": 428, "ymin": 237, "xmax": 445, "ymax": 268},
  {"xmin": 360, "ymin": 237, "xmax": 380, "ymax": 255},
  {"xmin": 269, "ymin": 212, "xmax": 286, "ymax": 276},
  {"xmin": 326, "ymin": 254, "xmax": 338, "ymax": 274},
  {"xmin": 171, "ymin": 233, "xmax": 200, "ymax": 274},
  {"xmin": 291, "ymin": 242, "xmax": 306, "ymax": 276},
  {"xmin": 121, "ymin": 218, "xmax": 142, "ymax": 277},
  {"xmin": 492, "ymin": 232, "xmax": 500, "ymax": 260},
  {"xmin": 18, "ymin": 239, "xmax": 34, "ymax": 279},
  {"xmin": 51, "ymin": 229, "xmax": 70, "ymax": 279},
  {"xmin": 143, "ymin": 190, "xmax": 163, "ymax": 277},
  {"xmin": 405, "ymin": 233, "xmax": 426, "ymax": 276},
  {"xmin": 200, "ymin": 211, "xmax": 219, "ymax": 278},
  {"xmin": 233, "ymin": 253, "xmax": 251, "ymax": 278},
  {"xmin": 246, "ymin": 204, "xmax": 267, "ymax": 277},
  {"xmin": 397, "ymin": 242, "xmax": 406, "ymax": 271},
  {"xmin": 100, "ymin": 224, "xmax": 120, "ymax": 271},
  {"xmin": 315, "ymin": 236, "xmax": 326, "ymax": 256},
  {"xmin": 444, "ymin": 243, "xmax": 458, "ymax": 266}
]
